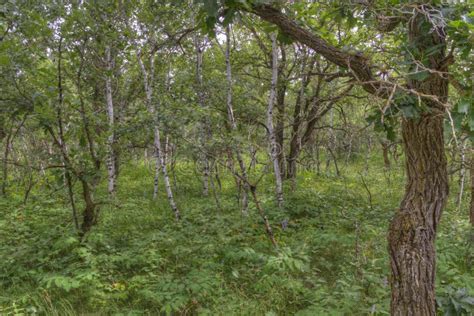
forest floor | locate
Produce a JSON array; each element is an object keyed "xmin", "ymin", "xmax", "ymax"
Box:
[{"xmin": 0, "ymin": 155, "xmax": 473, "ymax": 315}]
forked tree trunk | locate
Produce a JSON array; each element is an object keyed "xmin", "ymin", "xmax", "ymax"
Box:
[{"xmin": 267, "ymin": 33, "xmax": 283, "ymax": 208}]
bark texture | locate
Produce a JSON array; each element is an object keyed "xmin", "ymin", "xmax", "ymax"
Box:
[{"xmin": 388, "ymin": 7, "xmax": 449, "ymax": 315}]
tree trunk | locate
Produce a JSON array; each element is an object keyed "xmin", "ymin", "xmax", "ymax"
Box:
[
  {"xmin": 194, "ymin": 36, "xmax": 210, "ymax": 197},
  {"xmin": 457, "ymin": 138, "xmax": 467, "ymax": 210},
  {"xmin": 1, "ymin": 125, "xmax": 13, "ymax": 196},
  {"xmin": 105, "ymin": 45, "xmax": 116, "ymax": 196},
  {"xmin": 388, "ymin": 114, "xmax": 448, "ymax": 315},
  {"xmin": 267, "ymin": 33, "xmax": 283, "ymax": 208},
  {"xmin": 276, "ymin": 45, "xmax": 286, "ymax": 175},
  {"xmin": 136, "ymin": 47, "xmax": 180, "ymax": 218},
  {"xmin": 470, "ymin": 151, "xmax": 474, "ymax": 226},
  {"xmin": 154, "ymin": 127, "xmax": 180, "ymax": 220},
  {"xmin": 224, "ymin": 25, "xmax": 249, "ymax": 214},
  {"xmin": 381, "ymin": 140, "xmax": 391, "ymax": 169},
  {"xmin": 388, "ymin": 7, "xmax": 449, "ymax": 314}
]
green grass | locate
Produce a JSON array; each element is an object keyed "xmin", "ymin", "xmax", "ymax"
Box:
[{"xmin": 0, "ymin": 154, "xmax": 473, "ymax": 315}]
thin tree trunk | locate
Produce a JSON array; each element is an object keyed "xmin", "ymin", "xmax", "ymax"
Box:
[
  {"xmin": 457, "ymin": 138, "xmax": 467, "ymax": 210},
  {"xmin": 137, "ymin": 49, "xmax": 180, "ymax": 219},
  {"xmin": 470, "ymin": 150, "xmax": 474, "ymax": 226},
  {"xmin": 1, "ymin": 125, "xmax": 13, "ymax": 196},
  {"xmin": 153, "ymin": 151, "xmax": 160, "ymax": 199},
  {"xmin": 267, "ymin": 33, "xmax": 283, "ymax": 208},
  {"xmin": 56, "ymin": 38, "xmax": 80, "ymax": 231},
  {"xmin": 105, "ymin": 45, "xmax": 116, "ymax": 196},
  {"xmin": 381, "ymin": 140, "xmax": 391, "ymax": 169},
  {"xmin": 276, "ymin": 45, "xmax": 286, "ymax": 175},
  {"xmin": 194, "ymin": 36, "xmax": 210, "ymax": 197},
  {"xmin": 224, "ymin": 25, "xmax": 249, "ymax": 214},
  {"xmin": 154, "ymin": 127, "xmax": 180, "ymax": 219}
]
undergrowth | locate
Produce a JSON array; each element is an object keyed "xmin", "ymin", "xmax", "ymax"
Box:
[{"xmin": 0, "ymin": 156, "xmax": 472, "ymax": 315}]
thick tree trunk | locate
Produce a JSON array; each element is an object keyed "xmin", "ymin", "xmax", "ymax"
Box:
[
  {"xmin": 267, "ymin": 33, "xmax": 283, "ymax": 208},
  {"xmin": 388, "ymin": 114, "xmax": 448, "ymax": 315},
  {"xmin": 105, "ymin": 45, "xmax": 116, "ymax": 196},
  {"xmin": 388, "ymin": 6, "xmax": 449, "ymax": 314}
]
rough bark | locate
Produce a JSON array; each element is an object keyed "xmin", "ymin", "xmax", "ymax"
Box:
[
  {"xmin": 387, "ymin": 7, "xmax": 449, "ymax": 315},
  {"xmin": 251, "ymin": 5, "xmax": 388, "ymax": 97},
  {"xmin": 267, "ymin": 33, "xmax": 284, "ymax": 208}
]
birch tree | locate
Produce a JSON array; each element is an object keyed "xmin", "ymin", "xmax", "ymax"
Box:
[
  {"xmin": 104, "ymin": 45, "xmax": 116, "ymax": 196},
  {"xmin": 267, "ymin": 33, "xmax": 283, "ymax": 208},
  {"xmin": 137, "ymin": 46, "xmax": 181, "ymax": 220}
]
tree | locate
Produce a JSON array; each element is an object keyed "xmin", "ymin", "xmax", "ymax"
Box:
[{"xmin": 198, "ymin": 0, "xmax": 469, "ymax": 313}]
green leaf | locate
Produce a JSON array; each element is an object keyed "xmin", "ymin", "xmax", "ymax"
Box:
[{"xmin": 457, "ymin": 98, "xmax": 471, "ymax": 114}]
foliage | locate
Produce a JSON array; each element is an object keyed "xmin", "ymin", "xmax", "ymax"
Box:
[{"xmin": 0, "ymin": 156, "xmax": 472, "ymax": 315}]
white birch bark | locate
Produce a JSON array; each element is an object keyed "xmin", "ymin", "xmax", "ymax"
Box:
[
  {"xmin": 267, "ymin": 33, "xmax": 284, "ymax": 208},
  {"xmin": 105, "ymin": 45, "xmax": 116, "ymax": 196},
  {"xmin": 225, "ymin": 25, "xmax": 249, "ymax": 214},
  {"xmin": 194, "ymin": 36, "xmax": 210, "ymax": 197},
  {"xmin": 137, "ymin": 49, "xmax": 180, "ymax": 219},
  {"xmin": 457, "ymin": 137, "xmax": 467, "ymax": 210}
]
